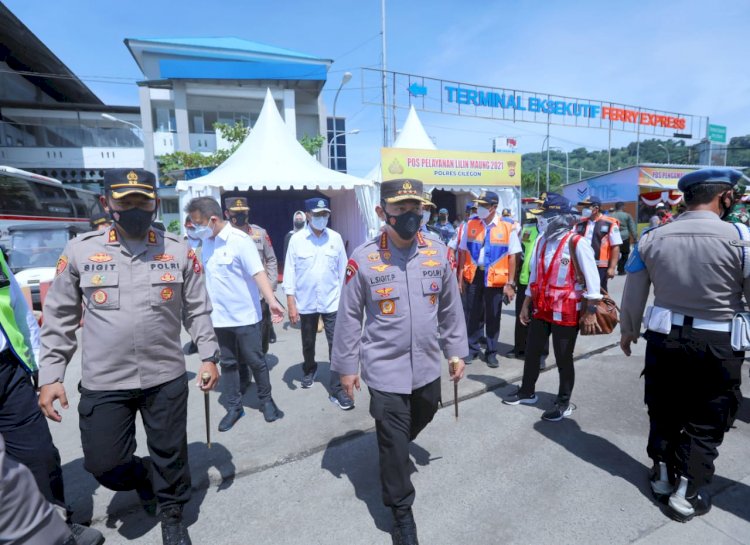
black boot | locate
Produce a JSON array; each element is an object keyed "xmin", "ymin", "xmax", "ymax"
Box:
[
  {"xmin": 391, "ymin": 508, "xmax": 419, "ymax": 545},
  {"xmin": 160, "ymin": 507, "xmax": 192, "ymax": 545}
]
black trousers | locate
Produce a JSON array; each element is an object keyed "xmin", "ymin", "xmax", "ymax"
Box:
[
  {"xmin": 617, "ymin": 239, "xmax": 631, "ymax": 275},
  {"xmin": 598, "ymin": 267, "xmax": 609, "ymax": 293},
  {"xmin": 369, "ymin": 378, "xmax": 441, "ymax": 512},
  {"xmin": 300, "ymin": 312, "xmax": 342, "ymax": 394},
  {"xmin": 78, "ymin": 373, "xmax": 191, "ymax": 513},
  {"xmin": 513, "ymin": 289, "xmax": 550, "ymax": 357},
  {"xmin": 643, "ymin": 328, "xmax": 743, "ymax": 490},
  {"xmin": 0, "ymin": 351, "xmax": 65, "ymax": 509},
  {"xmin": 215, "ymin": 322, "xmax": 272, "ymax": 409},
  {"xmin": 261, "ymin": 300, "xmax": 271, "ymax": 355},
  {"xmin": 519, "ymin": 318, "xmax": 579, "ymax": 406},
  {"xmin": 466, "ymin": 272, "xmax": 504, "ymax": 356}
]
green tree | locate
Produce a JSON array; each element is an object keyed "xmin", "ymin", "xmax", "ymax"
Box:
[{"xmin": 300, "ymin": 134, "xmax": 326, "ymax": 156}]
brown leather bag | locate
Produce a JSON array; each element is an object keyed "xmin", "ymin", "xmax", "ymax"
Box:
[{"xmin": 569, "ymin": 235, "xmax": 619, "ymax": 335}]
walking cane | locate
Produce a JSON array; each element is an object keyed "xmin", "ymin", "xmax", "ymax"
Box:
[
  {"xmin": 201, "ymin": 372, "xmax": 211, "ymax": 448},
  {"xmin": 449, "ymin": 357, "xmax": 459, "ymax": 420}
]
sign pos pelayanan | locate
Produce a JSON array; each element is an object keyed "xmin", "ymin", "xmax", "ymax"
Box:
[{"xmin": 380, "ymin": 148, "xmax": 521, "ymax": 187}]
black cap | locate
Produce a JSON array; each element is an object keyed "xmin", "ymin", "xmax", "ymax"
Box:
[
  {"xmin": 226, "ymin": 197, "xmax": 250, "ymax": 211},
  {"xmin": 381, "ymin": 179, "xmax": 427, "ymax": 204},
  {"xmin": 530, "ymin": 192, "xmax": 575, "ymax": 215},
  {"xmin": 578, "ymin": 196, "xmax": 602, "ymax": 207},
  {"xmin": 104, "ymin": 168, "xmax": 156, "ymax": 199},
  {"xmin": 475, "ymin": 190, "xmax": 499, "ymax": 206},
  {"xmin": 677, "ymin": 168, "xmax": 744, "ymax": 192}
]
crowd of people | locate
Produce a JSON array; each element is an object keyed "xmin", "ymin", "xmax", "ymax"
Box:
[{"xmin": 0, "ymin": 166, "xmax": 747, "ymax": 545}]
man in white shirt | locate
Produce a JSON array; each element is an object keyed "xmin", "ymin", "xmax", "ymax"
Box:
[
  {"xmin": 186, "ymin": 197, "xmax": 285, "ymax": 431},
  {"xmin": 575, "ymin": 196, "xmax": 622, "ymax": 292},
  {"xmin": 283, "ymin": 197, "xmax": 353, "ymax": 410}
]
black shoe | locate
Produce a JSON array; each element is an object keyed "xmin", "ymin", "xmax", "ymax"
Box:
[
  {"xmin": 541, "ymin": 404, "xmax": 573, "ymax": 421},
  {"xmin": 392, "ymin": 509, "xmax": 418, "ymax": 545},
  {"xmin": 486, "ymin": 352, "xmax": 499, "ymax": 368},
  {"xmin": 218, "ymin": 408, "xmax": 245, "ymax": 432},
  {"xmin": 301, "ymin": 369, "xmax": 318, "ymax": 388},
  {"xmin": 330, "ymin": 390, "xmax": 355, "ymax": 410},
  {"xmin": 503, "ymin": 392, "xmax": 538, "ymax": 405},
  {"xmin": 68, "ymin": 523, "xmax": 105, "ymax": 545},
  {"xmin": 262, "ymin": 399, "xmax": 284, "ymax": 422},
  {"xmin": 160, "ymin": 507, "xmax": 192, "ymax": 545},
  {"xmin": 505, "ymin": 349, "xmax": 525, "ymax": 360}
]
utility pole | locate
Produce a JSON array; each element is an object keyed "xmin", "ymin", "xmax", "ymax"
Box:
[{"xmin": 381, "ymin": 0, "xmax": 388, "ymax": 147}]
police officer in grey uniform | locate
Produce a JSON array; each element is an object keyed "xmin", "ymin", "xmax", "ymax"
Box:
[
  {"xmin": 331, "ymin": 178, "xmax": 467, "ymax": 545},
  {"xmin": 620, "ymin": 167, "xmax": 748, "ymax": 523},
  {"xmin": 225, "ymin": 197, "xmax": 279, "ymax": 352},
  {"xmin": 37, "ymin": 169, "xmax": 220, "ymax": 545}
]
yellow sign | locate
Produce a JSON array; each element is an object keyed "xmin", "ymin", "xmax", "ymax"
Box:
[
  {"xmin": 638, "ymin": 167, "xmax": 697, "ymax": 189},
  {"xmin": 381, "ymin": 148, "xmax": 521, "ymax": 187}
]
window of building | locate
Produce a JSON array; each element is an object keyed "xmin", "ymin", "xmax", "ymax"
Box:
[
  {"xmin": 327, "ymin": 116, "xmax": 347, "ymax": 173},
  {"xmin": 161, "ymin": 199, "xmax": 179, "ymax": 214}
]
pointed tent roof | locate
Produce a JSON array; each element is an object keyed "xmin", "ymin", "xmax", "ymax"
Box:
[
  {"xmin": 366, "ymin": 106, "xmax": 436, "ymax": 182},
  {"xmin": 177, "ymin": 89, "xmax": 368, "ymax": 192}
]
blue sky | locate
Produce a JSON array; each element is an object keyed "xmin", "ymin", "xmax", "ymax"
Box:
[{"xmin": 6, "ymin": 0, "xmax": 748, "ymax": 176}]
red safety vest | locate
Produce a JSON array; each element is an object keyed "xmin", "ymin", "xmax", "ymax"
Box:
[{"xmin": 530, "ymin": 232, "xmax": 583, "ymax": 326}]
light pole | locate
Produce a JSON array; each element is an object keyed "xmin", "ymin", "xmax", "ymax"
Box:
[
  {"xmin": 657, "ymin": 143, "xmax": 671, "ymax": 164},
  {"xmin": 327, "ymin": 129, "xmax": 360, "ymax": 172},
  {"xmin": 541, "ymin": 135, "xmax": 550, "ymax": 192},
  {"xmin": 101, "ymin": 113, "xmax": 141, "ymax": 131},
  {"xmin": 550, "ymin": 147, "xmax": 569, "ymax": 185},
  {"xmin": 331, "ymin": 72, "xmax": 353, "ymax": 171}
]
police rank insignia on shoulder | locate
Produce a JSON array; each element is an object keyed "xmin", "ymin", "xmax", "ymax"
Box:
[
  {"xmin": 345, "ymin": 259, "xmax": 359, "ymax": 284},
  {"xmin": 92, "ymin": 289, "xmax": 108, "ymax": 305},
  {"xmin": 370, "ymin": 264, "xmax": 390, "ymax": 273},
  {"xmin": 153, "ymin": 254, "xmax": 174, "ymax": 262},
  {"xmin": 147, "ymin": 230, "xmax": 158, "ymax": 244},
  {"xmin": 108, "ymin": 230, "xmax": 118, "ymax": 243},
  {"xmin": 379, "ymin": 299, "xmax": 396, "ymax": 315},
  {"xmin": 55, "ymin": 255, "xmax": 68, "ymax": 276},
  {"xmin": 422, "ymin": 259, "xmax": 440, "ymax": 267},
  {"xmin": 89, "ymin": 253, "xmax": 112, "ymax": 263}
]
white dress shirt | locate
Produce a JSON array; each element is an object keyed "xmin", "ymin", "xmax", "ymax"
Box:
[
  {"xmin": 283, "ymin": 225, "xmax": 347, "ymax": 314},
  {"xmin": 0, "ymin": 268, "xmax": 40, "ymax": 365},
  {"xmin": 524, "ymin": 234, "xmax": 602, "ymax": 300},
  {"xmin": 201, "ymin": 223, "xmax": 265, "ymax": 328}
]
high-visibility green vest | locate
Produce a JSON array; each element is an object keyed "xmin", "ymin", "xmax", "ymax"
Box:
[
  {"xmin": 519, "ymin": 224, "xmax": 539, "ymax": 286},
  {"xmin": 0, "ymin": 253, "xmax": 35, "ymax": 373}
]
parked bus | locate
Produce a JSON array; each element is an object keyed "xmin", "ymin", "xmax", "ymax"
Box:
[{"xmin": 0, "ymin": 165, "xmax": 102, "ymax": 249}]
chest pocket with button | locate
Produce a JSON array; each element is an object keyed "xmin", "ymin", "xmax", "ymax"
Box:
[
  {"xmin": 421, "ymin": 278, "xmax": 442, "ymax": 311},
  {"xmin": 149, "ymin": 269, "xmax": 184, "ymax": 306},
  {"xmin": 81, "ymin": 271, "xmax": 120, "ymax": 310},
  {"xmin": 325, "ymin": 249, "xmax": 340, "ymax": 273},
  {"xmin": 369, "ymin": 284, "xmax": 402, "ymax": 317},
  {"xmin": 209, "ymin": 250, "xmax": 234, "ymax": 277}
]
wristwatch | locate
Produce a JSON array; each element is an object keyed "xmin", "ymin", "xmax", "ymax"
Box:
[{"xmin": 203, "ymin": 353, "xmax": 220, "ymax": 364}]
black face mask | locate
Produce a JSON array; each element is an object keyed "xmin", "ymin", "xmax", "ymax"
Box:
[
  {"xmin": 229, "ymin": 212, "xmax": 248, "ymax": 227},
  {"xmin": 294, "ymin": 220, "xmax": 305, "ymax": 230},
  {"xmin": 113, "ymin": 208, "xmax": 154, "ymax": 238},
  {"xmin": 384, "ymin": 210, "xmax": 421, "ymax": 241}
]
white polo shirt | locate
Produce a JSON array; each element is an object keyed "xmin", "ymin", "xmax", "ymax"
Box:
[
  {"xmin": 282, "ymin": 225, "xmax": 347, "ymax": 314},
  {"xmin": 201, "ymin": 223, "xmax": 265, "ymax": 328}
]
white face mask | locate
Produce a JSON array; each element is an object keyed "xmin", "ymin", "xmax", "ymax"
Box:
[
  {"xmin": 421, "ymin": 210, "xmax": 431, "ymax": 226},
  {"xmin": 537, "ymin": 216, "xmax": 549, "ymax": 233},
  {"xmin": 476, "ymin": 206, "xmax": 491, "ymax": 220},
  {"xmin": 310, "ymin": 215, "xmax": 329, "ymax": 231},
  {"xmin": 189, "ymin": 221, "xmax": 213, "ymax": 241},
  {"xmin": 581, "ymin": 208, "xmax": 593, "ymax": 219}
]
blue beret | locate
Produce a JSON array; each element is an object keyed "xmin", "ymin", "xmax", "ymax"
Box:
[{"xmin": 677, "ymin": 168, "xmax": 743, "ymax": 192}]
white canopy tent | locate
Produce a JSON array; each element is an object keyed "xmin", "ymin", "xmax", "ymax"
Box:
[{"xmin": 176, "ymin": 89, "xmax": 376, "ymax": 251}]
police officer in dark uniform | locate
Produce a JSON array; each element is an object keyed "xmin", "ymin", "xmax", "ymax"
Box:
[
  {"xmin": 620, "ymin": 167, "xmax": 748, "ymax": 522},
  {"xmin": 225, "ymin": 197, "xmax": 279, "ymax": 352},
  {"xmin": 38, "ymin": 169, "xmax": 220, "ymax": 545},
  {"xmin": 331, "ymin": 179, "xmax": 468, "ymax": 545}
]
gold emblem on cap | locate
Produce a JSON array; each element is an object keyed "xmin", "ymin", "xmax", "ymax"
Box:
[
  {"xmin": 235, "ymin": 199, "xmax": 243, "ymax": 208},
  {"xmin": 127, "ymin": 171, "xmax": 139, "ymax": 185},
  {"xmin": 403, "ymin": 181, "xmax": 413, "ymax": 190},
  {"xmin": 388, "ymin": 158, "xmax": 404, "ymax": 175}
]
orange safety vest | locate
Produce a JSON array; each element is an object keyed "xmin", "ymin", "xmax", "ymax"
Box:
[
  {"xmin": 530, "ymin": 232, "xmax": 583, "ymax": 326},
  {"xmin": 462, "ymin": 218, "xmax": 513, "ymax": 287},
  {"xmin": 575, "ymin": 216, "xmax": 619, "ymax": 268}
]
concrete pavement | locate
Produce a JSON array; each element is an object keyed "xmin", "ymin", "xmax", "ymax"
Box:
[{"xmin": 46, "ymin": 274, "xmax": 750, "ymax": 543}]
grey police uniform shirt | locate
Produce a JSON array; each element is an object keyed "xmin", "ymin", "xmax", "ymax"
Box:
[
  {"xmin": 331, "ymin": 231, "xmax": 468, "ymax": 395},
  {"xmin": 38, "ymin": 226, "xmax": 219, "ymax": 391},
  {"xmin": 248, "ymin": 224, "xmax": 278, "ymax": 290},
  {"xmin": 620, "ymin": 210, "xmax": 750, "ymax": 336}
]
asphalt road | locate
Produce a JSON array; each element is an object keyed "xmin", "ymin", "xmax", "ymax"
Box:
[{"xmin": 45, "ymin": 275, "xmax": 750, "ymax": 544}]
